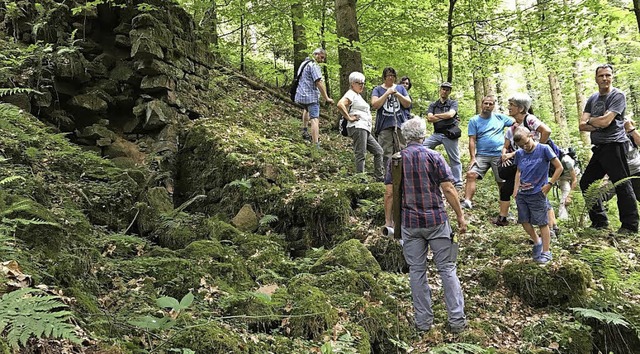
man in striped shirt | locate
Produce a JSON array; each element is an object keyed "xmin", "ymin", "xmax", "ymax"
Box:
[{"xmin": 384, "ymin": 117, "xmax": 467, "ymax": 333}]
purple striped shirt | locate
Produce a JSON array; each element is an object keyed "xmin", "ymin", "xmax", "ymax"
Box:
[{"xmin": 385, "ymin": 142, "xmax": 454, "ymax": 227}]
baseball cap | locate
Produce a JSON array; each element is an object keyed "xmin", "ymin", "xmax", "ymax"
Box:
[{"xmin": 440, "ymin": 82, "xmax": 453, "ymax": 89}]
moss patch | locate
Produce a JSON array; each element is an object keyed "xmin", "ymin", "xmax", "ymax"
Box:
[
  {"xmin": 310, "ymin": 239, "xmax": 382, "ymax": 274},
  {"xmin": 503, "ymin": 258, "xmax": 593, "ymax": 307}
]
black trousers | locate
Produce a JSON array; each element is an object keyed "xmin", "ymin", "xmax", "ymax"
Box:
[{"xmin": 580, "ymin": 142, "xmax": 639, "ymax": 231}]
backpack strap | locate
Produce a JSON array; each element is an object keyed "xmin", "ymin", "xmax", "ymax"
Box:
[{"xmin": 295, "ymin": 59, "xmax": 312, "ymax": 80}]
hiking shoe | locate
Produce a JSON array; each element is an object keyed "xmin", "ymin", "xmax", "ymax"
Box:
[
  {"xmin": 493, "ymin": 216, "xmax": 509, "ymax": 226},
  {"xmin": 535, "ymin": 251, "xmax": 553, "ymax": 264},
  {"xmin": 461, "ymin": 200, "xmax": 472, "ymax": 209},
  {"xmin": 302, "ymin": 131, "xmax": 311, "ymax": 141},
  {"xmin": 447, "ymin": 322, "xmax": 467, "ymax": 334},
  {"xmin": 532, "ymin": 242, "xmax": 543, "ymax": 260},
  {"xmin": 549, "ymin": 228, "xmax": 556, "ymax": 238},
  {"xmin": 553, "ymin": 226, "xmax": 561, "ymax": 237},
  {"xmin": 617, "ymin": 227, "xmax": 637, "ymax": 235}
]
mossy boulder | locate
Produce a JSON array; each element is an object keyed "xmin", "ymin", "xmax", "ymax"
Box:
[
  {"xmin": 219, "ymin": 290, "xmax": 280, "ymax": 333},
  {"xmin": 154, "ymin": 212, "xmax": 209, "ymax": 250},
  {"xmin": 367, "ymin": 236, "xmax": 407, "ymax": 273},
  {"xmin": 108, "ymin": 257, "xmax": 208, "ymax": 299},
  {"xmin": 100, "ymin": 234, "xmax": 150, "ymax": 259},
  {"xmin": 311, "ymin": 239, "xmax": 382, "ymax": 275},
  {"xmin": 314, "ymin": 269, "xmax": 386, "ymax": 302},
  {"xmin": 322, "ymin": 322, "xmax": 371, "ymax": 354},
  {"xmin": 169, "ymin": 322, "xmax": 245, "ymax": 353},
  {"xmin": 283, "ymin": 285, "xmax": 338, "ymax": 339},
  {"xmin": 179, "ymin": 240, "xmax": 252, "ymax": 288},
  {"xmin": 477, "ymin": 266, "xmax": 501, "ymax": 289},
  {"xmin": 231, "ymin": 203, "xmax": 258, "ymax": 232},
  {"xmin": 522, "ymin": 314, "xmax": 592, "ymax": 354},
  {"xmin": 503, "ymin": 258, "xmax": 593, "ymax": 307}
]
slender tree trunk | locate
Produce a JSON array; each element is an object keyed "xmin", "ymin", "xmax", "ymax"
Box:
[
  {"xmin": 446, "ymin": 0, "xmax": 457, "ymax": 82},
  {"xmin": 321, "ymin": 0, "xmax": 331, "ymax": 98},
  {"xmin": 573, "ymin": 61, "xmax": 591, "ymax": 151},
  {"xmin": 240, "ymin": 13, "xmax": 245, "ymax": 73},
  {"xmin": 494, "ymin": 67, "xmax": 504, "ymax": 112},
  {"xmin": 634, "ymin": 0, "xmax": 640, "ymax": 33},
  {"xmin": 334, "ymin": 0, "xmax": 363, "ymax": 96},
  {"xmin": 548, "ymin": 70, "xmax": 568, "ymax": 145},
  {"xmin": 473, "ymin": 73, "xmax": 483, "ymax": 114},
  {"xmin": 482, "ymin": 77, "xmax": 494, "ymax": 96},
  {"xmin": 291, "ymin": 2, "xmax": 307, "ymax": 74}
]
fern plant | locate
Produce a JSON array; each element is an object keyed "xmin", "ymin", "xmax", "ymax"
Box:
[
  {"xmin": 0, "ymin": 87, "xmax": 39, "ymax": 98},
  {"xmin": 428, "ymin": 342, "xmax": 488, "ymax": 354},
  {"xmin": 0, "ymin": 288, "xmax": 82, "ymax": 348},
  {"xmin": 570, "ymin": 307, "xmax": 630, "ymax": 327},
  {"xmin": 580, "ymin": 176, "xmax": 640, "ymax": 227}
]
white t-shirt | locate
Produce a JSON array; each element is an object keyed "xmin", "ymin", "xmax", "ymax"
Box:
[{"xmin": 342, "ymin": 89, "xmax": 373, "ymax": 132}]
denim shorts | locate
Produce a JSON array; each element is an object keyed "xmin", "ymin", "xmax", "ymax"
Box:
[
  {"xmin": 302, "ymin": 102, "xmax": 320, "ymax": 119},
  {"xmin": 516, "ymin": 192, "xmax": 549, "ymax": 226}
]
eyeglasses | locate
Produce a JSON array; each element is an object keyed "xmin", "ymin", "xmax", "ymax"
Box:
[
  {"xmin": 354, "ymin": 82, "xmax": 364, "ymax": 85},
  {"xmin": 441, "ymin": 87, "xmax": 452, "ymax": 91}
]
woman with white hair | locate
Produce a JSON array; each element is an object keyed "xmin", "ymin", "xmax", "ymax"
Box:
[{"xmin": 337, "ymin": 71, "xmax": 384, "ymax": 181}]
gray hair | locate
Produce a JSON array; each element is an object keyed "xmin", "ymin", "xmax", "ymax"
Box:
[
  {"xmin": 513, "ymin": 126, "xmax": 531, "ymax": 143},
  {"xmin": 401, "ymin": 118, "xmax": 426, "ymax": 142},
  {"xmin": 348, "ymin": 71, "xmax": 365, "ymax": 84},
  {"xmin": 508, "ymin": 93, "xmax": 532, "ymax": 114},
  {"xmin": 312, "ymin": 48, "xmax": 326, "ymax": 56}
]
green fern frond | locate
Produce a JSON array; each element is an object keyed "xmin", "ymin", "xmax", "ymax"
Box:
[
  {"xmin": 0, "ymin": 87, "xmax": 40, "ymax": 98},
  {"xmin": 570, "ymin": 307, "xmax": 630, "ymax": 327},
  {"xmin": 0, "ymin": 175, "xmax": 25, "ymax": 185},
  {"xmin": 225, "ymin": 178, "xmax": 252, "ymax": 190},
  {"xmin": 259, "ymin": 214, "xmax": 278, "ymax": 225},
  {"xmin": 0, "ymin": 288, "xmax": 82, "ymax": 348}
]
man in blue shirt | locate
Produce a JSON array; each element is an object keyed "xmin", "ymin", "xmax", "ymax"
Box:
[
  {"xmin": 579, "ymin": 64, "xmax": 638, "ymax": 234},
  {"xmin": 424, "ymin": 82, "xmax": 462, "ymax": 188},
  {"xmin": 384, "ymin": 117, "xmax": 467, "ymax": 333},
  {"xmin": 461, "ymin": 96, "xmax": 514, "ymax": 209},
  {"xmin": 294, "ymin": 48, "xmax": 334, "ymax": 148}
]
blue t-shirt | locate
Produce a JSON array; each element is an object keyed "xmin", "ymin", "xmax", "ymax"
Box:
[
  {"xmin": 372, "ymin": 85, "xmax": 410, "ymax": 134},
  {"xmin": 515, "ymin": 143, "xmax": 556, "ymax": 195},
  {"xmin": 468, "ymin": 113, "xmax": 514, "ymax": 156},
  {"xmin": 584, "ymin": 87, "xmax": 627, "ymax": 145}
]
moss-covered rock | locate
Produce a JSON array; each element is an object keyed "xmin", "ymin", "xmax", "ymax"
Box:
[
  {"xmin": 169, "ymin": 322, "xmax": 245, "ymax": 353},
  {"xmin": 137, "ymin": 187, "xmax": 173, "ymax": 236},
  {"xmin": 367, "ymin": 236, "xmax": 407, "ymax": 273},
  {"xmin": 503, "ymin": 258, "xmax": 593, "ymax": 307},
  {"xmin": 313, "ymin": 269, "xmax": 386, "ymax": 303},
  {"xmin": 153, "ymin": 212, "xmax": 209, "ymax": 250},
  {"xmin": 477, "ymin": 266, "xmax": 501, "ymax": 289},
  {"xmin": 219, "ymin": 290, "xmax": 280, "ymax": 333},
  {"xmin": 231, "ymin": 203, "xmax": 259, "ymax": 232},
  {"xmin": 311, "ymin": 239, "xmax": 381, "ymax": 275},
  {"xmin": 522, "ymin": 314, "xmax": 592, "ymax": 353},
  {"xmin": 283, "ymin": 285, "xmax": 338, "ymax": 339},
  {"xmin": 100, "ymin": 234, "xmax": 150, "ymax": 259}
]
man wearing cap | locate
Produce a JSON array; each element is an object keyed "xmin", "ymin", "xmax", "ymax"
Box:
[{"xmin": 424, "ymin": 82, "xmax": 463, "ymax": 188}]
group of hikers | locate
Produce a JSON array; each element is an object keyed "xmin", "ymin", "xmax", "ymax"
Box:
[{"xmin": 293, "ymin": 49, "xmax": 638, "ymax": 333}]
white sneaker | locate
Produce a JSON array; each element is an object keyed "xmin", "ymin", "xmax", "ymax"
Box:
[{"xmin": 461, "ymin": 200, "xmax": 473, "ymax": 209}]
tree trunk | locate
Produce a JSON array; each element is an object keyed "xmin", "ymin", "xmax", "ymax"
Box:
[
  {"xmin": 494, "ymin": 67, "xmax": 504, "ymax": 112},
  {"xmin": 473, "ymin": 73, "xmax": 483, "ymax": 114},
  {"xmin": 240, "ymin": 13, "xmax": 245, "ymax": 73},
  {"xmin": 573, "ymin": 61, "xmax": 591, "ymax": 151},
  {"xmin": 291, "ymin": 2, "xmax": 307, "ymax": 74},
  {"xmin": 446, "ymin": 0, "xmax": 457, "ymax": 83},
  {"xmin": 321, "ymin": 0, "xmax": 331, "ymax": 98},
  {"xmin": 482, "ymin": 76, "xmax": 494, "ymax": 96},
  {"xmin": 334, "ymin": 0, "xmax": 363, "ymax": 96},
  {"xmin": 548, "ymin": 70, "xmax": 568, "ymax": 145},
  {"xmin": 634, "ymin": 0, "xmax": 640, "ymax": 33},
  {"xmin": 200, "ymin": 4, "xmax": 218, "ymax": 48}
]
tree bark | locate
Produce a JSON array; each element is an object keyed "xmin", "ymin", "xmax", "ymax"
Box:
[
  {"xmin": 482, "ymin": 76, "xmax": 494, "ymax": 96},
  {"xmin": 291, "ymin": 2, "xmax": 307, "ymax": 74},
  {"xmin": 473, "ymin": 73, "xmax": 483, "ymax": 114},
  {"xmin": 321, "ymin": 0, "xmax": 331, "ymax": 98},
  {"xmin": 548, "ymin": 70, "xmax": 568, "ymax": 145},
  {"xmin": 334, "ymin": 0, "xmax": 363, "ymax": 96},
  {"xmin": 634, "ymin": 0, "xmax": 640, "ymax": 33},
  {"xmin": 446, "ymin": 0, "xmax": 457, "ymax": 83},
  {"xmin": 572, "ymin": 61, "xmax": 591, "ymax": 151}
]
